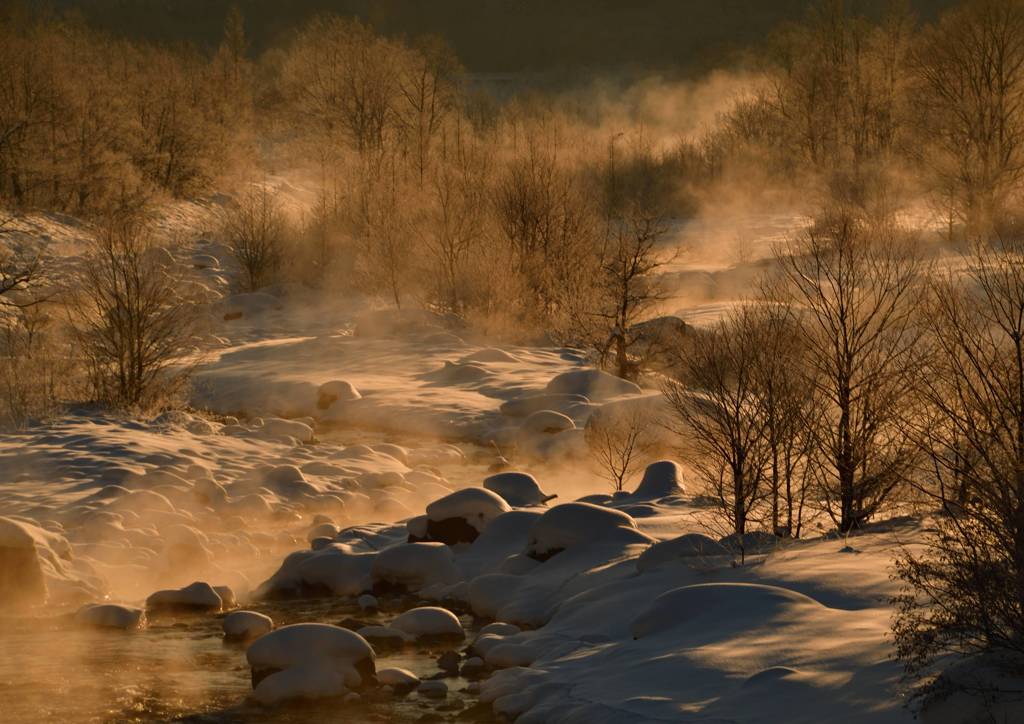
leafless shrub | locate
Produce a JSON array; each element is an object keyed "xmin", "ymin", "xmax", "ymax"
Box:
[
  {"xmin": 894, "ymin": 236, "xmax": 1024, "ymax": 675},
  {"xmin": 585, "ymin": 403, "xmax": 657, "ymax": 492},
  {"xmin": 70, "ymin": 211, "xmax": 202, "ymax": 411},
  {"xmin": 222, "ymin": 185, "xmax": 288, "ymax": 292}
]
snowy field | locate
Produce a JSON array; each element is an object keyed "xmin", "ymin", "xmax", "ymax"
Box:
[{"xmin": 0, "ymin": 206, "xmax": 1011, "ymax": 724}]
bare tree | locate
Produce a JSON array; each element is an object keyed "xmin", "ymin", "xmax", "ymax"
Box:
[
  {"xmin": 585, "ymin": 402, "xmax": 657, "ymax": 492},
  {"xmin": 396, "ymin": 37, "xmax": 460, "ymax": 185},
  {"xmin": 71, "ymin": 212, "xmax": 200, "ymax": 410},
  {"xmin": 778, "ymin": 209, "xmax": 925, "ymax": 533},
  {"xmin": 749, "ymin": 293, "xmax": 817, "ymax": 538},
  {"xmin": 222, "ymin": 185, "xmax": 287, "ymax": 292},
  {"xmin": 894, "ymin": 235, "xmax": 1024, "ymax": 673},
  {"xmin": 664, "ymin": 308, "xmax": 772, "ymax": 547}
]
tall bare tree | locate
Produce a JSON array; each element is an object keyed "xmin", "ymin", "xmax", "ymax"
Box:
[{"xmin": 779, "ymin": 209, "xmax": 925, "ymax": 532}]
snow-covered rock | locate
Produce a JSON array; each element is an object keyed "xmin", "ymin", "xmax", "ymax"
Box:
[
  {"xmin": 317, "ymin": 380, "xmax": 361, "ymax": 410},
  {"xmin": 0, "ymin": 516, "xmax": 74, "ymax": 607},
  {"xmin": 423, "ymin": 487, "xmax": 511, "ymax": 544},
  {"xmin": 389, "ymin": 606, "xmax": 465, "ymax": 640},
  {"xmin": 377, "ymin": 667, "xmax": 420, "ymax": 690},
  {"xmin": 370, "ymin": 542, "xmax": 461, "ymax": 591},
  {"xmin": 631, "ymin": 460, "xmax": 685, "ymax": 499},
  {"xmin": 145, "ymin": 581, "xmax": 223, "ymax": 612},
  {"xmin": 256, "ymin": 545, "xmax": 374, "ymax": 598},
  {"xmin": 260, "ymin": 419, "xmax": 314, "ymax": 443},
  {"xmin": 483, "ymin": 471, "xmax": 555, "ymax": 506},
  {"xmin": 544, "ymin": 369, "xmax": 641, "ymax": 400},
  {"xmin": 247, "ymin": 623, "xmax": 376, "ymax": 703},
  {"xmin": 223, "ymin": 610, "xmax": 274, "ymax": 641},
  {"xmin": 526, "ymin": 503, "xmax": 651, "ymax": 559},
  {"xmin": 520, "ymin": 410, "xmax": 575, "ymax": 435},
  {"xmin": 74, "ymin": 603, "xmax": 145, "ymax": 630}
]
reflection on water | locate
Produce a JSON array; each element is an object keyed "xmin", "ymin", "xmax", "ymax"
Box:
[{"xmin": 0, "ymin": 598, "xmax": 486, "ymax": 723}]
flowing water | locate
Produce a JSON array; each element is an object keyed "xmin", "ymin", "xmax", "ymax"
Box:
[{"xmin": 0, "ymin": 596, "xmax": 492, "ymax": 723}]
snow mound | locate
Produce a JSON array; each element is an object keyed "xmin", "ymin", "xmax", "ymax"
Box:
[
  {"xmin": 520, "ymin": 410, "xmax": 575, "ymax": 435},
  {"xmin": 389, "ymin": 606, "xmax": 465, "ymax": 640},
  {"xmin": 500, "ymin": 393, "xmax": 589, "ymax": 418},
  {"xmin": 370, "ymin": 542, "xmax": 461, "ymax": 591},
  {"xmin": 317, "ymin": 380, "xmax": 361, "ymax": 410},
  {"xmin": 630, "ymin": 583, "xmax": 825, "ymax": 639},
  {"xmin": 483, "ymin": 471, "xmax": 555, "ymax": 507},
  {"xmin": 145, "ymin": 581, "xmax": 223, "ymax": 612},
  {"xmin": 0, "ymin": 516, "xmax": 93, "ymax": 608},
  {"xmin": 224, "ymin": 610, "xmax": 274, "ymax": 641},
  {"xmin": 462, "ymin": 348, "xmax": 520, "ymax": 364},
  {"xmin": 377, "ymin": 667, "xmax": 420, "ymax": 689},
  {"xmin": 74, "ymin": 603, "xmax": 145, "ymax": 630},
  {"xmin": 544, "ymin": 369, "xmax": 641, "ymax": 400},
  {"xmin": 631, "ymin": 460, "xmax": 685, "ymax": 499},
  {"xmin": 256, "ymin": 545, "xmax": 375, "ymax": 598},
  {"xmin": 637, "ymin": 533, "xmax": 729, "ymax": 572},
  {"xmin": 424, "ymin": 487, "xmax": 511, "ymax": 544},
  {"xmin": 526, "ymin": 503, "xmax": 650, "ymax": 559},
  {"xmin": 247, "ymin": 623, "xmax": 376, "ymax": 703},
  {"xmin": 259, "ymin": 419, "xmax": 314, "ymax": 443}
]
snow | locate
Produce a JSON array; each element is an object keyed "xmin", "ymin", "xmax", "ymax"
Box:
[
  {"xmin": 544, "ymin": 369, "xmax": 642, "ymax": 399},
  {"xmin": 145, "ymin": 581, "xmax": 224, "ymax": 612},
  {"xmin": 425, "ymin": 487, "xmax": 511, "ymax": 536},
  {"xmin": 636, "ymin": 532, "xmax": 729, "ymax": 571},
  {"xmin": 526, "ymin": 503, "xmax": 652, "ymax": 559},
  {"xmin": 223, "ymin": 610, "xmax": 274, "ymax": 641},
  {"xmin": 376, "ymin": 667, "xmax": 420, "ymax": 688},
  {"xmin": 630, "ymin": 460, "xmax": 686, "ymax": 499},
  {"xmin": 483, "ymin": 472, "xmax": 555, "ymax": 507},
  {"xmin": 246, "ymin": 623, "xmax": 375, "ymax": 702},
  {"xmin": 388, "ymin": 606, "xmax": 465, "ymax": 639},
  {"xmin": 370, "ymin": 542, "xmax": 461, "ymax": 591}
]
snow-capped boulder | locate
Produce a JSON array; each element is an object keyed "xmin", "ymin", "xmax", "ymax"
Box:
[
  {"xmin": 389, "ymin": 606, "xmax": 464, "ymax": 640},
  {"xmin": 631, "ymin": 460, "xmax": 685, "ymax": 499},
  {"xmin": 424, "ymin": 488, "xmax": 511, "ymax": 544},
  {"xmin": 0, "ymin": 517, "xmax": 59, "ymax": 607},
  {"xmin": 637, "ymin": 533, "xmax": 730, "ymax": 572},
  {"xmin": 247, "ymin": 623, "xmax": 376, "ymax": 703},
  {"xmin": 256, "ymin": 545, "xmax": 375, "ymax": 599},
  {"xmin": 525, "ymin": 503, "xmax": 650, "ymax": 560},
  {"xmin": 75, "ymin": 603, "xmax": 145, "ymax": 630},
  {"xmin": 145, "ymin": 581, "xmax": 223, "ymax": 612},
  {"xmin": 371, "ymin": 542, "xmax": 461, "ymax": 592},
  {"xmin": 483, "ymin": 472, "xmax": 555, "ymax": 507},
  {"xmin": 544, "ymin": 369, "xmax": 641, "ymax": 400},
  {"xmin": 224, "ymin": 610, "xmax": 274, "ymax": 641},
  {"xmin": 317, "ymin": 380, "xmax": 361, "ymax": 410},
  {"xmin": 377, "ymin": 667, "xmax": 420, "ymax": 690},
  {"xmin": 520, "ymin": 410, "xmax": 575, "ymax": 435}
]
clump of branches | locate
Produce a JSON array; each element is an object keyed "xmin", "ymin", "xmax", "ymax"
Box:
[
  {"xmin": 585, "ymin": 402, "xmax": 658, "ymax": 492},
  {"xmin": 222, "ymin": 185, "xmax": 289, "ymax": 292},
  {"xmin": 894, "ymin": 235, "xmax": 1024, "ymax": 677},
  {"xmin": 70, "ymin": 211, "xmax": 202, "ymax": 411}
]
